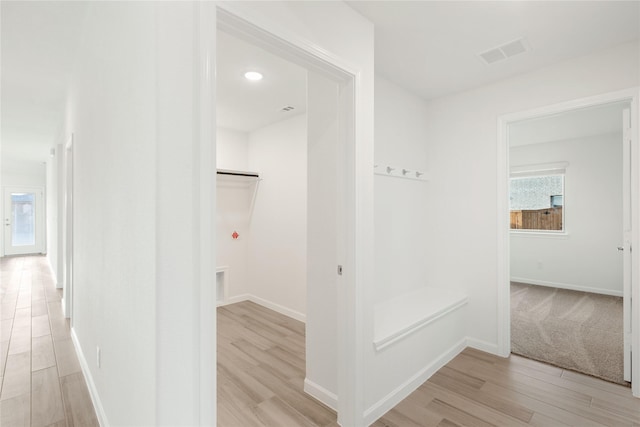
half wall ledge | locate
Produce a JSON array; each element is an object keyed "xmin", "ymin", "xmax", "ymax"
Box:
[{"xmin": 373, "ymin": 287, "xmax": 468, "ymax": 351}]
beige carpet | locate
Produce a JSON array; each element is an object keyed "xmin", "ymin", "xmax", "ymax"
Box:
[{"xmin": 511, "ymin": 282, "xmax": 628, "ymax": 385}]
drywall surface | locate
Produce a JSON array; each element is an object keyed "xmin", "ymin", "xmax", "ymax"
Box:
[
  {"xmin": 216, "ymin": 129, "xmax": 251, "ymax": 300},
  {"xmin": 510, "ymin": 133, "xmax": 623, "ymax": 295},
  {"xmin": 217, "ymin": 127, "xmax": 250, "ymax": 171},
  {"xmin": 66, "ymin": 2, "xmax": 211, "ymax": 425},
  {"xmin": 364, "ymin": 76, "xmax": 470, "ymax": 415},
  {"xmin": 423, "ymin": 40, "xmax": 639, "ymax": 349},
  {"xmin": 248, "ymin": 114, "xmax": 307, "ymax": 318},
  {"xmin": 306, "ymin": 71, "xmax": 340, "ymax": 405},
  {"xmin": 69, "ymin": 3, "xmax": 158, "ymax": 424},
  {"xmin": 373, "ymin": 76, "xmax": 430, "ymax": 303}
]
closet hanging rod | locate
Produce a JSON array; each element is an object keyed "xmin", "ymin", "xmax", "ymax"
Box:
[{"xmin": 216, "ymin": 169, "xmax": 259, "ymax": 178}]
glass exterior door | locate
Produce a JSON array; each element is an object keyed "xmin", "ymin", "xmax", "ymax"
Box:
[{"xmin": 4, "ymin": 188, "xmax": 44, "ymax": 255}]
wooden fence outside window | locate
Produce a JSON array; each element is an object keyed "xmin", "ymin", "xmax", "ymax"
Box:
[{"xmin": 510, "ymin": 207, "xmax": 563, "ymax": 231}]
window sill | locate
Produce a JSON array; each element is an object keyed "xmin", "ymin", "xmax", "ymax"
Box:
[{"xmin": 510, "ymin": 230, "xmax": 569, "ymax": 239}]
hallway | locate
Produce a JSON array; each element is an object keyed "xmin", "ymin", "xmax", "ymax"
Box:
[{"xmin": 0, "ymin": 255, "xmax": 98, "ymax": 426}]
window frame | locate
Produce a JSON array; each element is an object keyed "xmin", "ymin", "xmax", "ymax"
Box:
[{"xmin": 509, "ymin": 169, "xmax": 567, "ymax": 235}]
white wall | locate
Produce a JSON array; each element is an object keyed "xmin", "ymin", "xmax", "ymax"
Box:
[
  {"xmin": 216, "ymin": 117, "xmax": 308, "ymax": 319},
  {"xmin": 373, "ymin": 76, "xmax": 430, "ymax": 303},
  {"xmin": 510, "ymin": 133, "xmax": 623, "ymax": 295},
  {"xmin": 217, "ymin": 128, "xmax": 249, "ymax": 171},
  {"xmin": 66, "ymin": 2, "xmax": 211, "ymax": 425},
  {"xmin": 248, "ymin": 114, "xmax": 307, "ymax": 319},
  {"xmin": 45, "ymin": 152, "xmax": 60, "ymax": 284},
  {"xmin": 362, "ymin": 75, "xmax": 470, "ymax": 421},
  {"xmin": 216, "ymin": 128, "xmax": 251, "ymax": 300},
  {"xmin": 306, "ymin": 71, "xmax": 340, "ymax": 406},
  {"xmin": 2, "ymin": 168, "xmax": 46, "ymax": 187},
  {"xmin": 423, "ymin": 41, "xmax": 639, "ymax": 350}
]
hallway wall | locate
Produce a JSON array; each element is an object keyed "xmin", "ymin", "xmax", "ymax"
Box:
[
  {"xmin": 423, "ymin": 40, "xmax": 639, "ymax": 350},
  {"xmin": 64, "ymin": 2, "xmax": 209, "ymax": 425}
]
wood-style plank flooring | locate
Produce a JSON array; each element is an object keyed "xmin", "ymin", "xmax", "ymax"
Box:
[
  {"xmin": 0, "ymin": 255, "xmax": 99, "ymax": 427},
  {"xmin": 219, "ymin": 301, "xmax": 640, "ymax": 427}
]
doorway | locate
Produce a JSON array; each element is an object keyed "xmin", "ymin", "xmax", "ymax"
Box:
[
  {"xmin": 509, "ymin": 101, "xmax": 629, "ymax": 384},
  {"xmin": 497, "ymin": 90, "xmax": 639, "ymax": 395},
  {"xmin": 3, "ymin": 186, "xmax": 45, "ymax": 256},
  {"xmin": 213, "ymin": 6, "xmax": 363, "ymax": 425}
]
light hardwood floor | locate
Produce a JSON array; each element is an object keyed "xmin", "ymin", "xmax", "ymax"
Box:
[
  {"xmin": 0, "ymin": 255, "xmax": 98, "ymax": 427},
  {"xmin": 219, "ymin": 301, "xmax": 640, "ymax": 427}
]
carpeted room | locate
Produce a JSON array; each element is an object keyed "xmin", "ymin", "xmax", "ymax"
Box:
[{"xmin": 508, "ymin": 102, "xmax": 630, "ymax": 387}]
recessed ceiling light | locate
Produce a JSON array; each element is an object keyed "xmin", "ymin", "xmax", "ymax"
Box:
[{"xmin": 244, "ymin": 71, "xmax": 263, "ymax": 81}]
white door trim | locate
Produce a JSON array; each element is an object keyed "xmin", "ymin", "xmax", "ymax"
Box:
[
  {"xmin": 213, "ymin": 4, "xmax": 368, "ymax": 425},
  {"xmin": 497, "ymin": 87, "xmax": 640, "ymax": 397},
  {"xmin": 62, "ymin": 134, "xmax": 74, "ymax": 320}
]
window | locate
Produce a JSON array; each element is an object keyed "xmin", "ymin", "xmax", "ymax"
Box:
[{"xmin": 510, "ymin": 174, "xmax": 564, "ymax": 231}]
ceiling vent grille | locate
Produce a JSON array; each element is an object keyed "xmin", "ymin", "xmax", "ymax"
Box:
[{"xmin": 478, "ymin": 38, "xmax": 530, "ymax": 65}]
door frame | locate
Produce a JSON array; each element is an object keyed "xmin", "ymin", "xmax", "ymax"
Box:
[
  {"xmin": 208, "ymin": 4, "xmax": 368, "ymax": 425},
  {"xmin": 497, "ymin": 87, "xmax": 640, "ymax": 396},
  {"xmin": 62, "ymin": 134, "xmax": 74, "ymax": 320},
  {"xmin": 3, "ymin": 186, "xmax": 45, "ymax": 256}
]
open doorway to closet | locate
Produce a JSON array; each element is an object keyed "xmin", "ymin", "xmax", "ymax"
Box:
[
  {"xmin": 507, "ymin": 100, "xmax": 632, "ymax": 386},
  {"xmin": 214, "ymin": 22, "xmax": 349, "ymax": 425}
]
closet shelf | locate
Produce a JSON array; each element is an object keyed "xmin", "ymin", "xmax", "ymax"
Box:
[
  {"xmin": 217, "ymin": 168, "xmax": 260, "ymax": 179},
  {"xmin": 216, "ymin": 169, "xmax": 261, "ymax": 188}
]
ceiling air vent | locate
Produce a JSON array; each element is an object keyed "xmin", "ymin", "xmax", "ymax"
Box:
[{"xmin": 478, "ymin": 37, "xmax": 530, "ymax": 65}]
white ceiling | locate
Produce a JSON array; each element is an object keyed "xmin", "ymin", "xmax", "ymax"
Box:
[
  {"xmin": 509, "ymin": 101, "xmax": 628, "ymax": 147},
  {"xmin": 347, "ymin": 1, "xmax": 640, "ymax": 100},
  {"xmin": 1, "ymin": 1, "xmax": 87, "ymax": 172},
  {"xmin": 216, "ymin": 30, "xmax": 307, "ymax": 133},
  {"xmin": 2, "ymin": 1, "xmax": 639, "ymax": 170}
]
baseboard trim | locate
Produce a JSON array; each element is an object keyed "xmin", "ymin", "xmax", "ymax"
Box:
[
  {"xmin": 304, "ymin": 378, "xmax": 337, "ymax": 410},
  {"xmin": 70, "ymin": 328, "xmax": 109, "ymax": 427},
  {"xmin": 466, "ymin": 337, "xmax": 500, "ymax": 356},
  {"xmin": 363, "ymin": 338, "xmax": 467, "ymax": 426},
  {"xmin": 511, "ymin": 277, "xmax": 623, "ymax": 297},
  {"xmin": 45, "ymin": 255, "xmax": 60, "ymax": 289},
  {"xmin": 61, "ymin": 298, "xmax": 66, "ymax": 318},
  {"xmin": 219, "ymin": 293, "xmax": 306, "ymax": 323}
]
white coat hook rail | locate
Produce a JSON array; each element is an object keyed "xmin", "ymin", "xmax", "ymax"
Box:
[{"xmin": 374, "ymin": 164, "xmax": 428, "ymax": 181}]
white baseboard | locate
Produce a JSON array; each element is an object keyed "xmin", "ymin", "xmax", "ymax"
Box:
[
  {"xmin": 219, "ymin": 293, "xmax": 306, "ymax": 323},
  {"xmin": 304, "ymin": 378, "xmax": 337, "ymax": 410},
  {"xmin": 45, "ymin": 256, "xmax": 60, "ymax": 289},
  {"xmin": 61, "ymin": 298, "xmax": 66, "ymax": 318},
  {"xmin": 466, "ymin": 337, "xmax": 500, "ymax": 356},
  {"xmin": 363, "ymin": 338, "xmax": 467, "ymax": 426},
  {"xmin": 511, "ymin": 276, "xmax": 623, "ymax": 297},
  {"xmin": 70, "ymin": 328, "xmax": 109, "ymax": 427}
]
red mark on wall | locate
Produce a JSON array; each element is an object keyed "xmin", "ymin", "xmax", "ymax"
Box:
[{"xmin": 232, "ymin": 231, "xmax": 239, "ymax": 240}]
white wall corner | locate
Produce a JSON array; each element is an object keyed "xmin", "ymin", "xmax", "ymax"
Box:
[
  {"xmin": 362, "ymin": 338, "xmax": 467, "ymax": 426},
  {"xmin": 247, "ymin": 294, "xmax": 306, "ymax": 323},
  {"xmin": 304, "ymin": 378, "xmax": 338, "ymax": 411},
  {"xmin": 220, "ymin": 293, "xmax": 307, "ymax": 323},
  {"xmin": 466, "ymin": 337, "xmax": 501, "ymax": 356},
  {"xmin": 70, "ymin": 328, "xmax": 109, "ymax": 427}
]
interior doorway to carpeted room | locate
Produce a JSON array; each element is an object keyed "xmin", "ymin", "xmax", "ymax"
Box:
[{"xmin": 507, "ymin": 100, "xmax": 631, "ymax": 386}]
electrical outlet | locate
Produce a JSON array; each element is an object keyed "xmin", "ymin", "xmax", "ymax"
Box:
[{"xmin": 97, "ymin": 346, "xmax": 101, "ymax": 368}]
